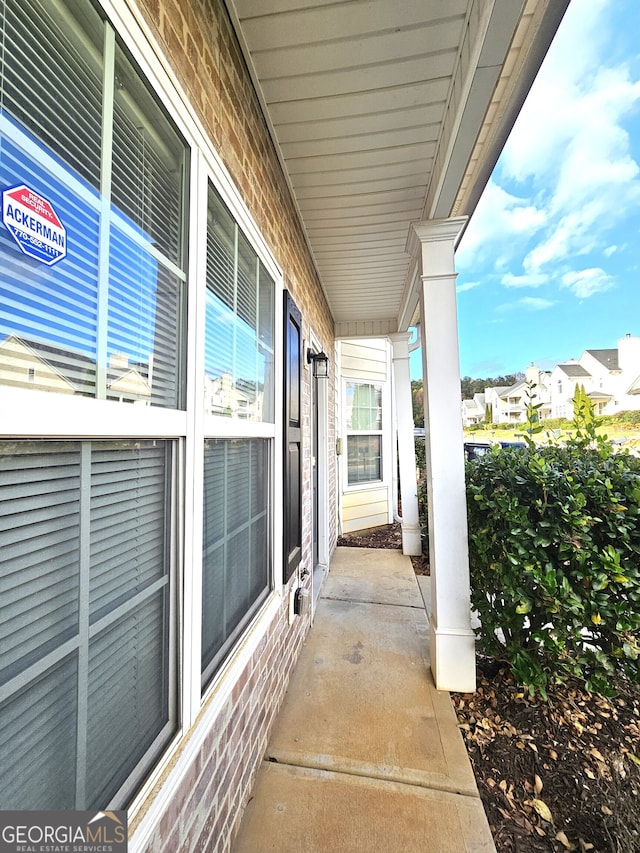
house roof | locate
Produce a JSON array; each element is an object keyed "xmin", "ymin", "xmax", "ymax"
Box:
[
  {"xmin": 228, "ymin": 1, "xmax": 570, "ymax": 336},
  {"xmin": 586, "ymin": 390, "xmax": 613, "ymax": 400},
  {"xmin": 628, "ymin": 375, "xmax": 640, "ymax": 395},
  {"xmin": 558, "ymin": 363, "xmax": 591, "ymax": 378},
  {"xmin": 585, "ymin": 349, "xmax": 619, "ymax": 370},
  {"xmin": 500, "ymin": 381, "xmax": 527, "ymax": 397},
  {"xmin": 0, "ymin": 334, "xmax": 78, "ymax": 391}
]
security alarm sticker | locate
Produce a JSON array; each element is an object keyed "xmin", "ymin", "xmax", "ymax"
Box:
[{"xmin": 2, "ymin": 184, "xmax": 67, "ymax": 266}]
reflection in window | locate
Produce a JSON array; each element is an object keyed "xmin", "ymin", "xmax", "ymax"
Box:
[
  {"xmin": 0, "ymin": 0, "xmax": 188, "ymax": 409},
  {"xmin": 346, "ymin": 382, "xmax": 383, "ymax": 485},
  {"xmin": 205, "ymin": 185, "xmax": 275, "ymax": 422},
  {"xmin": 346, "ymin": 382, "xmax": 382, "ymax": 430}
]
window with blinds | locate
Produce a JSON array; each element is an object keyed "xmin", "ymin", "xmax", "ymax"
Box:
[
  {"xmin": 201, "ymin": 182, "xmax": 275, "ymax": 688},
  {"xmin": 201, "ymin": 438, "xmax": 270, "ymax": 686},
  {"xmin": 205, "ymin": 184, "xmax": 275, "ymax": 422},
  {"xmin": 346, "ymin": 382, "xmax": 384, "ymax": 484},
  {"xmin": 0, "ymin": 0, "xmax": 188, "ymax": 408},
  {"xmin": 0, "ymin": 440, "xmax": 175, "ymax": 809}
]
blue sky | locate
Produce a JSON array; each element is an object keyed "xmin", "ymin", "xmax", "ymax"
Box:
[{"xmin": 413, "ymin": 0, "xmax": 640, "ymax": 381}]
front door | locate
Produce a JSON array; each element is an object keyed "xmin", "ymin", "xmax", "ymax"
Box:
[{"xmin": 283, "ymin": 291, "xmax": 302, "ymax": 583}]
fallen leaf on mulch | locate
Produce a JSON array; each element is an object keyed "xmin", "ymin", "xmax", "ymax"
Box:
[
  {"xmin": 451, "ymin": 657, "xmax": 640, "ymax": 853},
  {"xmin": 529, "ymin": 798, "xmax": 553, "ymax": 823},
  {"xmin": 555, "ymin": 830, "xmax": 576, "ymax": 850}
]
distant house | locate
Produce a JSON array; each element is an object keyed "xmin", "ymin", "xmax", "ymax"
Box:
[
  {"xmin": 495, "ymin": 379, "xmax": 529, "ymax": 423},
  {"xmin": 106, "ymin": 359, "xmax": 152, "ymax": 405},
  {"xmin": 0, "ymin": 334, "xmax": 77, "ymax": 395},
  {"xmin": 550, "ymin": 362, "xmax": 592, "ymax": 419},
  {"xmin": 483, "ymin": 385, "xmax": 509, "ymax": 423},
  {"xmin": 462, "ymin": 337, "xmax": 640, "ymax": 427},
  {"xmin": 549, "ymin": 335, "xmax": 640, "ymax": 419},
  {"xmin": 471, "ymin": 369, "xmax": 551, "ymax": 426},
  {"xmin": 462, "ymin": 392, "xmax": 486, "ymax": 427},
  {"xmin": 204, "ymin": 371, "xmax": 261, "ymax": 419},
  {"xmin": 0, "ymin": 334, "xmax": 151, "ymax": 404}
]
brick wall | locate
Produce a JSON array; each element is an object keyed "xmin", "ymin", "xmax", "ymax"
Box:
[
  {"xmin": 128, "ymin": 0, "xmax": 338, "ymax": 849},
  {"xmin": 135, "ymin": 605, "xmax": 308, "ymax": 853}
]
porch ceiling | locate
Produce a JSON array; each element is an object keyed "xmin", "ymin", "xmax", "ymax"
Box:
[{"xmin": 227, "ymin": 0, "xmax": 569, "ymax": 337}]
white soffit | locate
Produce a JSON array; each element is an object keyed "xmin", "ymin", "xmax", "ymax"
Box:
[{"xmin": 228, "ymin": 0, "xmax": 569, "ymax": 335}]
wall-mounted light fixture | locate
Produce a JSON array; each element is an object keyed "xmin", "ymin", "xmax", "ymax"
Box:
[{"xmin": 307, "ymin": 348, "xmax": 329, "ymax": 379}]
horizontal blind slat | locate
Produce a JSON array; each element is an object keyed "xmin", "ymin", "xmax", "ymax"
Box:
[
  {"xmin": 0, "ymin": 656, "xmax": 78, "ymax": 809},
  {"xmin": 0, "ymin": 444, "xmax": 80, "ymax": 684},
  {"xmin": 87, "ymin": 592, "xmax": 167, "ymax": 807}
]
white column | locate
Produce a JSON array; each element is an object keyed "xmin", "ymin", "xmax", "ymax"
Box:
[
  {"xmin": 410, "ymin": 218, "xmax": 475, "ymax": 693},
  {"xmin": 389, "ymin": 333, "xmax": 421, "ymax": 556}
]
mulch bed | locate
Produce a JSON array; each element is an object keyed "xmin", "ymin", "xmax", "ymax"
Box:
[
  {"xmin": 337, "ymin": 523, "xmax": 640, "ymax": 852},
  {"xmin": 337, "ymin": 521, "xmax": 429, "ymax": 574},
  {"xmin": 453, "ymin": 659, "xmax": 640, "ymax": 853}
]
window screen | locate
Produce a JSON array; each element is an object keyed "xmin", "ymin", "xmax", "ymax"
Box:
[
  {"xmin": 0, "ymin": 439, "xmax": 175, "ymax": 809},
  {"xmin": 201, "ymin": 439, "xmax": 270, "ymax": 686},
  {"xmin": 0, "ymin": 0, "xmax": 188, "ymax": 408}
]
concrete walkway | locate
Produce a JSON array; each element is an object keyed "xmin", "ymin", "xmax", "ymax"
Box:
[{"xmin": 232, "ymin": 548, "xmax": 495, "ymax": 853}]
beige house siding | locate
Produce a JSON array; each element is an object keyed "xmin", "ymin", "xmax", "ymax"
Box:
[
  {"xmin": 340, "ymin": 340, "xmax": 388, "ymax": 383},
  {"xmin": 339, "ymin": 338, "xmax": 392, "ymax": 534},
  {"xmin": 0, "ymin": 336, "xmax": 75, "ymax": 394},
  {"xmin": 342, "ymin": 487, "xmax": 389, "ymax": 533}
]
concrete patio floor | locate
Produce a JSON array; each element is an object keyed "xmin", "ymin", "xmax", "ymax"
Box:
[{"xmin": 232, "ymin": 547, "xmax": 495, "ymax": 853}]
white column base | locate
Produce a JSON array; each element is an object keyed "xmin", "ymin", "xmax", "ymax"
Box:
[
  {"xmin": 401, "ymin": 523, "xmax": 422, "ymax": 556},
  {"xmin": 430, "ymin": 620, "xmax": 476, "ymax": 693}
]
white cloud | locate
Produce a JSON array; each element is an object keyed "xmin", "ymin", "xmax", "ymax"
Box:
[
  {"xmin": 456, "ymin": 280, "xmax": 481, "ymax": 293},
  {"xmin": 496, "ymin": 296, "xmax": 556, "ymax": 314},
  {"xmin": 456, "ymin": 180, "xmax": 546, "ymax": 269},
  {"xmin": 478, "ymin": 0, "xmax": 640, "ymax": 290},
  {"xmin": 550, "ymin": 68, "xmax": 640, "ymax": 215},
  {"xmin": 501, "ymin": 271, "xmax": 549, "ymax": 289},
  {"xmin": 519, "ymin": 297, "xmax": 556, "ymax": 310},
  {"xmin": 500, "ymin": 0, "xmax": 620, "ymax": 185},
  {"xmin": 560, "ymin": 268, "xmax": 614, "ymax": 297},
  {"xmin": 523, "ymin": 205, "xmax": 602, "ymax": 270}
]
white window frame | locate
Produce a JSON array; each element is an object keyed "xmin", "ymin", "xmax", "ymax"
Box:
[
  {"xmin": 343, "ymin": 379, "xmax": 386, "ymax": 489},
  {"xmin": 110, "ymin": 0, "xmax": 283, "ymax": 731}
]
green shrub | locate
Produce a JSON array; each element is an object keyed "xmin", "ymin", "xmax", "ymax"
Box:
[
  {"xmin": 539, "ymin": 416, "xmax": 568, "ymax": 431},
  {"xmin": 600, "ymin": 410, "xmax": 640, "ymax": 427},
  {"xmin": 466, "ymin": 439, "xmax": 640, "ymax": 697},
  {"xmin": 418, "ymin": 469, "xmax": 429, "ymax": 556}
]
